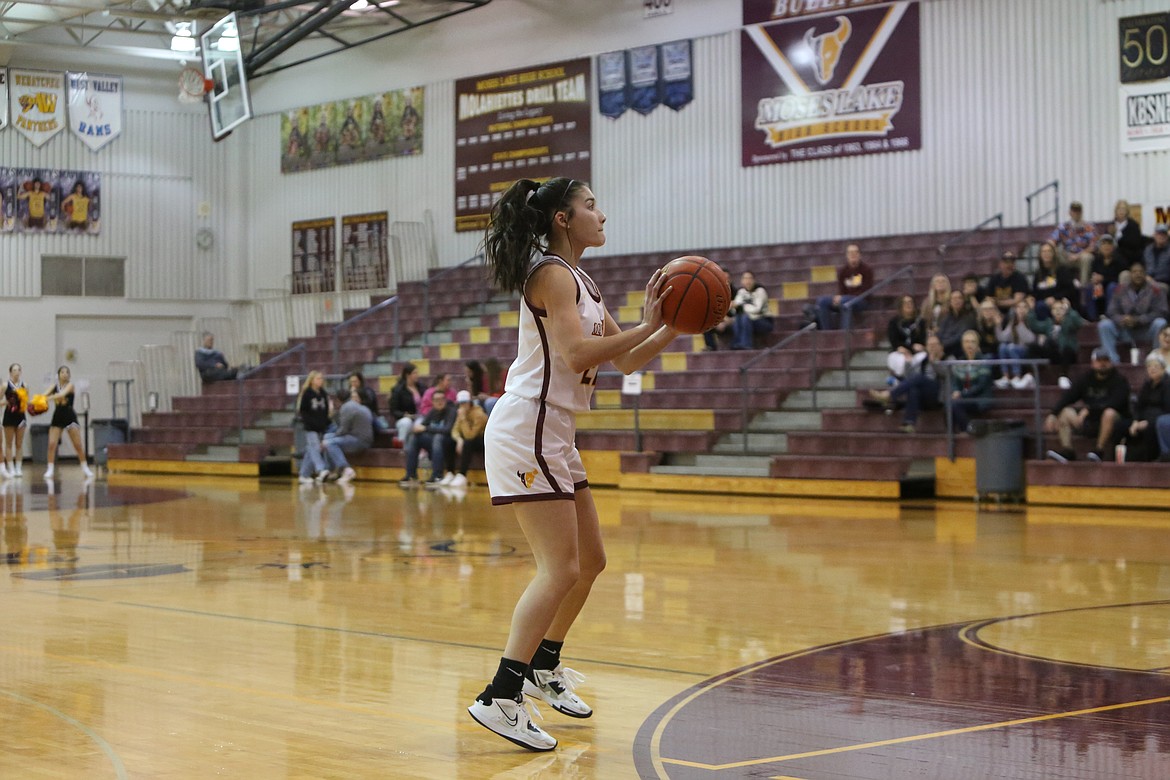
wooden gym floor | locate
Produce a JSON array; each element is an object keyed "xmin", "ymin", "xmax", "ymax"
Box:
[{"xmin": 2, "ymin": 467, "xmax": 1169, "ymax": 779}]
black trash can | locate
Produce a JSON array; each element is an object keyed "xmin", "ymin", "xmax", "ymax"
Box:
[
  {"xmin": 91, "ymin": 419, "xmax": 129, "ymax": 467},
  {"xmin": 29, "ymin": 424, "xmax": 51, "ymax": 464},
  {"xmin": 969, "ymin": 419, "xmax": 1027, "ymax": 499}
]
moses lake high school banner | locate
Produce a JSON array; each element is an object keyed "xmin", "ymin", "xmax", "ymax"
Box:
[
  {"xmin": 741, "ymin": 0, "xmax": 921, "ymax": 166},
  {"xmin": 743, "ymin": 0, "xmax": 893, "ymax": 24},
  {"xmin": 454, "ymin": 58, "xmax": 591, "ymax": 232}
]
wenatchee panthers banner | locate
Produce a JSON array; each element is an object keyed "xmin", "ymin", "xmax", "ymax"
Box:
[
  {"xmin": 9, "ymin": 69, "xmax": 66, "ymax": 147},
  {"xmin": 67, "ymin": 72, "xmax": 124, "ymax": 151},
  {"xmin": 741, "ymin": 1, "xmax": 921, "ymax": 166}
]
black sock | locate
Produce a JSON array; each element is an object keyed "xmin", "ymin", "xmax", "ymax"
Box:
[
  {"xmin": 478, "ymin": 657, "xmax": 528, "ymax": 704},
  {"xmin": 528, "ymin": 639, "xmax": 564, "ymax": 678}
]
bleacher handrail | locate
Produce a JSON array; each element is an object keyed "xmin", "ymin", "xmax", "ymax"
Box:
[
  {"xmin": 421, "ymin": 253, "xmax": 489, "ymax": 346},
  {"xmin": 236, "ymin": 342, "xmax": 308, "ymax": 443},
  {"xmin": 1025, "ymin": 180, "xmax": 1060, "ymax": 228},
  {"xmin": 330, "ymin": 294, "xmax": 400, "ymax": 374},
  {"xmin": 937, "ymin": 213, "xmax": 1004, "ymax": 273},
  {"xmin": 737, "ymin": 321, "xmax": 819, "ymax": 452},
  {"xmin": 841, "ymin": 264, "xmax": 915, "ymax": 388},
  {"xmin": 939, "ymin": 357, "xmax": 1050, "ymax": 462}
]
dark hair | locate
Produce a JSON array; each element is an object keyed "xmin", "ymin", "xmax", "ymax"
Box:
[
  {"xmin": 962, "ymin": 273, "xmax": 979, "ymax": 283},
  {"xmin": 483, "ymin": 177, "xmax": 585, "ymax": 293},
  {"xmin": 347, "ymin": 370, "xmax": 366, "ymax": 386},
  {"xmin": 464, "ymin": 360, "xmax": 485, "ymax": 395},
  {"xmin": 396, "ymin": 362, "xmax": 417, "ymax": 384},
  {"xmin": 484, "ymin": 357, "xmax": 503, "ymax": 393}
]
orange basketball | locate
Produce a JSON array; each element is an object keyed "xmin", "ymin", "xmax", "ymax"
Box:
[{"xmin": 658, "ymin": 256, "xmax": 733, "ymax": 335}]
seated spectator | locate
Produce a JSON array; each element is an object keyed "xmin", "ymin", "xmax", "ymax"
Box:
[
  {"xmin": 399, "ymin": 389, "xmax": 455, "ymax": 488},
  {"xmin": 442, "ymin": 389, "xmax": 488, "ymax": 488},
  {"xmin": 1050, "ymin": 200, "xmax": 1098, "ymax": 285},
  {"xmin": 816, "ymin": 243, "xmax": 873, "ymax": 331},
  {"xmin": 347, "ymin": 371, "xmax": 388, "ymax": 432},
  {"xmin": 1111, "ymin": 199, "xmax": 1146, "ymax": 266},
  {"xmin": 389, "ymin": 363, "xmax": 422, "ymax": 445},
  {"xmin": 920, "ymin": 273, "xmax": 952, "ymax": 334},
  {"xmin": 961, "ymin": 273, "xmax": 984, "ymax": 308},
  {"xmin": 985, "ymin": 251, "xmax": 1029, "ymax": 314},
  {"xmin": 1097, "ymin": 260, "xmax": 1169, "ymax": 363},
  {"xmin": 1117, "ymin": 353, "xmax": 1170, "ymax": 462},
  {"xmin": 974, "ymin": 299, "xmax": 1002, "ymax": 359},
  {"xmin": 996, "ymin": 300, "xmax": 1037, "ymax": 389},
  {"xmin": 194, "ymin": 332, "xmax": 241, "ymax": 383},
  {"xmin": 1044, "ymin": 348, "xmax": 1131, "ymax": 462},
  {"xmin": 949, "ymin": 330, "xmax": 994, "ymax": 432},
  {"xmin": 1028, "ymin": 298, "xmax": 1084, "ymax": 390},
  {"xmin": 703, "ymin": 267, "xmax": 736, "ymax": 351},
  {"xmin": 419, "ymin": 373, "xmax": 451, "ymax": 416},
  {"xmin": 726, "ymin": 271, "xmax": 774, "ymax": 350},
  {"xmin": 1144, "ymin": 224, "xmax": 1170, "ymax": 289},
  {"xmin": 886, "ymin": 294, "xmax": 926, "ymax": 381},
  {"xmin": 868, "ymin": 334, "xmax": 946, "ymax": 434},
  {"xmin": 1149, "ymin": 324, "xmax": 1170, "ymax": 365},
  {"xmin": 1030, "ymin": 241, "xmax": 1078, "ymax": 319},
  {"xmin": 296, "ymin": 370, "xmax": 332, "ymax": 485},
  {"xmin": 323, "ymin": 388, "xmax": 374, "ymax": 483},
  {"xmin": 1083, "ymin": 234, "xmax": 1125, "ymax": 322},
  {"xmin": 936, "ymin": 289, "xmax": 977, "ymax": 357}
]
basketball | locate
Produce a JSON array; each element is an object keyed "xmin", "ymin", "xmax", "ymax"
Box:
[
  {"xmin": 658, "ymin": 256, "xmax": 733, "ymax": 335},
  {"xmin": 28, "ymin": 394, "xmax": 49, "ymax": 416}
]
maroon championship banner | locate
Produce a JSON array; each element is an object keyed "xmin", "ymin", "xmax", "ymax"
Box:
[
  {"xmin": 744, "ymin": 0, "xmax": 893, "ymax": 24},
  {"xmin": 741, "ymin": 1, "xmax": 921, "ymax": 166},
  {"xmin": 291, "ymin": 217, "xmax": 336, "ymax": 294},
  {"xmin": 454, "ymin": 58, "xmax": 591, "ymax": 232},
  {"xmin": 340, "ymin": 211, "xmax": 389, "ymax": 291}
]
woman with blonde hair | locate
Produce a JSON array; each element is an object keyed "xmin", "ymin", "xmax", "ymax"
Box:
[
  {"xmin": 296, "ymin": 370, "xmax": 332, "ymax": 485},
  {"xmin": 1112, "ymin": 198, "xmax": 1146, "ymax": 266},
  {"xmin": 920, "ymin": 273, "xmax": 952, "ymax": 333}
]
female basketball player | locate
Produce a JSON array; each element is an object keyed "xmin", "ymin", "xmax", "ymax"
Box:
[
  {"xmin": 42, "ymin": 366, "xmax": 93, "ymax": 481},
  {"xmin": 466, "ymin": 178, "xmax": 677, "ymax": 751},
  {"xmin": 3, "ymin": 364, "xmax": 28, "ymax": 478}
]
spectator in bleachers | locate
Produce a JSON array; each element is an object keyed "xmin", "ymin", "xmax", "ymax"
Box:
[
  {"xmin": 816, "ymin": 243, "xmax": 873, "ymax": 331},
  {"xmin": 1116, "ymin": 353, "xmax": 1170, "ymax": 462},
  {"xmin": 728, "ymin": 271, "xmax": 774, "ymax": 350},
  {"xmin": 1111, "ymin": 199, "xmax": 1146, "ymax": 266},
  {"xmin": 1028, "ymin": 298, "xmax": 1084, "ymax": 390},
  {"xmin": 1097, "ymin": 260, "xmax": 1169, "ymax": 363},
  {"xmin": 961, "ymin": 273, "xmax": 984, "ymax": 308},
  {"xmin": 465, "ymin": 360, "xmax": 486, "ymax": 398},
  {"xmin": 1084, "ymin": 234, "xmax": 1125, "ymax": 322},
  {"xmin": 1149, "ymin": 324, "xmax": 1170, "ymax": 365},
  {"xmin": 399, "ymin": 388, "xmax": 455, "ymax": 489},
  {"xmin": 1044, "ymin": 348, "xmax": 1131, "ymax": 462},
  {"xmin": 323, "ymin": 388, "xmax": 374, "ymax": 484},
  {"xmin": 419, "ymin": 373, "xmax": 451, "ymax": 416},
  {"xmin": 985, "ymin": 251, "xmax": 1029, "ymax": 314},
  {"xmin": 194, "ymin": 332, "xmax": 241, "ymax": 383},
  {"xmin": 886, "ymin": 294, "xmax": 926, "ymax": 381},
  {"xmin": 703, "ymin": 267, "xmax": 736, "ymax": 351},
  {"xmin": 936, "ymin": 289, "xmax": 977, "ymax": 357},
  {"xmin": 869, "ymin": 334, "xmax": 946, "ymax": 433},
  {"xmin": 442, "ymin": 389, "xmax": 488, "ymax": 488},
  {"xmin": 920, "ymin": 273, "xmax": 952, "ymax": 334},
  {"xmin": 1144, "ymin": 224, "xmax": 1170, "ymax": 289},
  {"xmin": 389, "ymin": 362, "xmax": 422, "ymax": 446},
  {"xmin": 949, "ymin": 330, "xmax": 994, "ymax": 432},
  {"xmin": 974, "ymin": 299, "xmax": 1002, "ymax": 358},
  {"xmin": 1030, "ymin": 241, "xmax": 1078, "ymax": 320},
  {"xmin": 481, "ymin": 357, "xmax": 506, "ymax": 415},
  {"xmin": 296, "ymin": 370, "xmax": 332, "ymax": 485},
  {"xmin": 995, "ymin": 301, "xmax": 1037, "ymax": 389},
  {"xmin": 1050, "ymin": 201, "xmax": 1098, "ymax": 285},
  {"xmin": 347, "ymin": 371, "xmax": 387, "ymax": 432}
]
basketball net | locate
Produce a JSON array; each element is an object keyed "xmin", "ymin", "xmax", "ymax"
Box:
[{"xmin": 178, "ymin": 66, "xmax": 212, "ymax": 104}]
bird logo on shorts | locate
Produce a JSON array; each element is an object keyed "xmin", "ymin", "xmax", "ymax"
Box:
[{"xmin": 516, "ymin": 468, "xmax": 537, "ymax": 489}]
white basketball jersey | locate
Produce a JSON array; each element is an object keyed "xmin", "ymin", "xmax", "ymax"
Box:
[{"xmin": 503, "ymin": 254, "xmax": 606, "ymax": 412}]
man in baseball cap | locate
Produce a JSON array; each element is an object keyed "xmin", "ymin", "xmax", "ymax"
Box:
[{"xmin": 1044, "ymin": 346, "xmax": 1131, "ymax": 462}]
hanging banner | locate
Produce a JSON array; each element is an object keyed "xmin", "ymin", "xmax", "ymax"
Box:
[
  {"xmin": 0, "ymin": 69, "xmax": 8, "ymax": 130},
  {"xmin": 67, "ymin": 72, "xmax": 124, "ymax": 151},
  {"xmin": 599, "ymin": 41, "xmax": 694, "ymax": 120},
  {"xmin": 454, "ymin": 57, "xmax": 592, "ymax": 232},
  {"xmin": 341, "ymin": 212, "xmax": 390, "ymax": 291},
  {"xmin": 628, "ymin": 46, "xmax": 661, "ymax": 115},
  {"xmin": 10, "ymin": 69, "xmax": 66, "ymax": 147},
  {"xmin": 0, "ymin": 168, "xmax": 101, "ymax": 235},
  {"xmin": 291, "ymin": 218, "xmax": 337, "ymax": 294},
  {"xmin": 744, "ymin": 0, "xmax": 892, "ymax": 24},
  {"xmin": 598, "ymin": 51, "xmax": 628, "ymax": 119},
  {"xmin": 280, "ymin": 86, "xmax": 423, "ymax": 173},
  {"xmin": 661, "ymin": 39, "xmax": 694, "ymax": 111},
  {"xmin": 742, "ymin": 1, "xmax": 921, "ymax": 166}
]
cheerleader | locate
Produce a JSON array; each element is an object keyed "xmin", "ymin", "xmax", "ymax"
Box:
[
  {"xmin": 42, "ymin": 366, "xmax": 93, "ymax": 481},
  {"xmin": 2, "ymin": 364, "xmax": 28, "ymax": 478}
]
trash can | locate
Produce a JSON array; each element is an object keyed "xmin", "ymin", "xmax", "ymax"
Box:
[
  {"xmin": 29, "ymin": 424, "xmax": 51, "ymax": 464},
  {"xmin": 91, "ymin": 419, "xmax": 129, "ymax": 467},
  {"xmin": 969, "ymin": 419, "xmax": 1027, "ymax": 499}
]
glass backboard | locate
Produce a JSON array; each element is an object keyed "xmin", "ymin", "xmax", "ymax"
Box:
[{"xmin": 200, "ymin": 13, "xmax": 252, "ymax": 140}]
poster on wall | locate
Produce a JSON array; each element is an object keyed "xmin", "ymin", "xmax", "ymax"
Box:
[
  {"xmin": 67, "ymin": 72, "xmax": 124, "ymax": 151},
  {"xmin": 741, "ymin": 1, "xmax": 921, "ymax": 166},
  {"xmin": 1118, "ymin": 12, "xmax": 1170, "ymax": 154},
  {"xmin": 0, "ymin": 69, "xmax": 7, "ymax": 130},
  {"xmin": 0, "ymin": 168, "xmax": 101, "ymax": 235},
  {"xmin": 341, "ymin": 212, "xmax": 389, "ymax": 291},
  {"xmin": 280, "ymin": 87, "xmax": 424, "ymax": 173},
  {"xmin": 454, "ymin": 57, "xmax": 591, "ymax": 232},
  {"xmin": 291, "ymin": 218, "xmax": 336, "ymax": 294},
  {"xmin": 9, "ymin": 69, "xmax": 66, "ymax": 147}
]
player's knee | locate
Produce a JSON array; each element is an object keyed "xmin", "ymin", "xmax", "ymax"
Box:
[{"xmin": 579, "ymin": 550, "xmax": 606, "ymax": 582}]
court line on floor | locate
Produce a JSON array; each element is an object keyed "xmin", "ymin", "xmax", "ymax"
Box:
[{"xmin": 0, "ymin": 688, "xmax": 128, "ymax": 780}]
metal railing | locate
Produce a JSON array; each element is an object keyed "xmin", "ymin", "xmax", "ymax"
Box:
[
  {"xmin": 1025, "ymin": 180, "xmax": 1060, "ymax": 228},
  {"xmin": 421, "ymin": 253, "xmax": 490, "ymax": 346},
  {"xmin": 937, "ymin": 213, "xmax": 1004, "ymax": 273},
  {"xmin": 236, "ymin": 342, "xmax": 307, "ymax": 443},
  {"xmin": 738, "ymin": 322, "xmax": 818, "ymax": 452},
  {"xmin": 596, "ymin": 370, "xmax": 644, "ymax": 452},
  {"xmin": 940, "ymin": 357, "xmax": 1049, "ymax": 461},
  {"xmin": 841, "ymin": 265, "xmax": 915, "ymax": 388},
  {"xmin": 331, "ymin": 294, "xmax": 400, "ymax": 374}
]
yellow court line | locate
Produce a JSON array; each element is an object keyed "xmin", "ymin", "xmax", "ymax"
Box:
[{"xmin": 660, "ymin": 695, "xmax": 1170, "ymax": 771}]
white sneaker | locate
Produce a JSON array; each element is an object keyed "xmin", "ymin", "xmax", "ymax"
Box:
[
  {"xmin": 522, "ymin": 665, "xmax": 593, "ymax": 718},
  {"xmin": 1015, "ymin": 374, "xmax": 1034, "ymax": 389},
  {"xmin": 1058, "ymin": 376, "xmax": 1072, "ymax": 390},
  {"xmin": 439, "ymin": 472, "xmax": 455, "ymax": 486},
  {"xmin": 298, "ymin": 475, "xmax": 315, "ymax": 485},
  {"xmin": 14, "ymin": 462, "xmax": 22, "ymax": 477},
  {"xmin": 450, "ymin": 473, "xmax": 468, "ymax": 488},
  {"xmin": 337, "ymin": 467, "xmax": 356, "ymax": 484},
  {"xmin": 0, "ymin": 464, "xmax": 10, "ymax": 479},
  {"xmin": 994, "ymin": 376, "xmax": 1011, "ymax": 390},
  {"xmin": 467, "ymin": 695, "xmax": 557, "ymax": 752},
  {"xmin": 315, "ymin": 469, "xmax": 330, "ymax": 484},
  {"xmin": 43, "ymin": 465, "xmax": 54, "ymax": 480}
]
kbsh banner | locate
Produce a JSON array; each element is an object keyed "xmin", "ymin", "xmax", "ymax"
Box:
[
  {"xmin": 744, "ymin": 0, "xmax": 893, "ymax": 24},
  {"xmin": 1, "ymin": 168, "xmax": 102, "ymax": 235},
  {"xmin": 67, "ymin": 72, "xmax": 124, "ymax": 151},
  {"xmin": 599, "ymin": 40, "xmax": 694, "ymax": 119},
  {"xmin": 341, "ymin": 212, "xmax": 390, "ymax": 292},
  {"xmin": 0, "ymin": 69, "xmax": 7, "ymax": 130},
  {"xmin": 741, "ymin": 1, "xmax": 921, "ymax": 166},
  {"xmin": 291, "ymin": 218, "xmax": 337, "ymax": 294},
  {"xmin": 10, "ymin": 69, "xmax": 66, "ymax": 147},
  {"xmin": 281, "ymin": 87, "xmax": 424, "ymax": 174},
  {"xmin": 1120, "ymin": 83, "xmax": 1170, "ymax": 154}
]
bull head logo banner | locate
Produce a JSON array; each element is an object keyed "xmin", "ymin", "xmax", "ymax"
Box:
[{"xmin": 804, "ymin": 16, "xmax": 852, "ymax": 86}]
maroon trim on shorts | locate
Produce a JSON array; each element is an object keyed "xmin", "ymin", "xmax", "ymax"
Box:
[
  {"xmin": 492, "ymin": 491, "xmax": 575, "ymax": 506},
  {"xmin": 573, "ymin": 479, "xmax": 589, "ymax": 491},
  {"xmin": 529, "ymin": 307, "xmax": 562, "ymax": 494}
]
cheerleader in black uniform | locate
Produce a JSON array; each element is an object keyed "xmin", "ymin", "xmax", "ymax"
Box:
[
  {"xmin": 3, "ymin": 363, "xmax": 28, "ymax": 478},
  {"xmin": 42, "ymin": 366, "xmax": 93, "ymax": 481}
]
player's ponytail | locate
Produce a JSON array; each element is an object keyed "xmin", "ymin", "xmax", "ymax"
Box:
[{"xmin": 484, "ymin": 177, "xmax": 580, "ymax": 294}]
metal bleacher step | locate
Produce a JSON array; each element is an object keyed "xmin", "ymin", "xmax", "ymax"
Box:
[
  {"xmin": 850, "ymin": 349, "xmax": 889, "ymax": 369},
  {"xmin": 186, "ymin": 445, "xmax": 242, "ymax": 462},
  {"xmin": 651, "ymin": 453, "xmax": 773, "ymax": 478},
  {"xmin": 221, "ymin": 429, "xmax": 267, "ymax": 446},
  {"xmin": 712, "ymin": 432, "xmax": 788, "ymax": 454},
  {"xmin": 751, "ymin": 410, "xmax": 823, "ymax": 431},
  {"xmin": 781, "ymin": 389, "xmax": 857, "ymax": 410},
  {"xmin": 815, "ymin": 368, "xmax": 889, "ymax": 390}
]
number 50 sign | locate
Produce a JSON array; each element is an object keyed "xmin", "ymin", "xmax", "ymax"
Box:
[{"xmin": 1119, "ymin": 12, "xmax": 1169, "ymax": 84}]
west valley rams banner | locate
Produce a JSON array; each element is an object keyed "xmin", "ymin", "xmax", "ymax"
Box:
[
  {"xmin": 741, "ymin": 1, "xmax": 921, "ymax": 166},
  {"xmin": 0, "ymin": 70, "xmax": 7, "ymax": 130},
  {"xmin": 67, "ymin": 72, "xmax": 124, "ymax": 151},
  {"xmin": 9, "ymin": 69, "xmax": 65, "ymax": 147}
]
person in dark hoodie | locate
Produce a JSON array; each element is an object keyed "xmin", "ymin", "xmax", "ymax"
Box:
[{"xmin": 1044, "ymin": 348, "xmax": 1131, "ymax": 462}]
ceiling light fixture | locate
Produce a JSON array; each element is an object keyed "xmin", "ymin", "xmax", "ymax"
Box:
[
  {"xmin": 170, "ymin": 21, "xmax": 196, "ymax": 53},
  {"xmin": 350, "ymin": 0, "xmax": 370, "ymax": 9}
]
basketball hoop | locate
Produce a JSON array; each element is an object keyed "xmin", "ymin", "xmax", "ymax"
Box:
[{"xmin": 178, "ymin": 66, "xmax": 213, "ymax": 104}]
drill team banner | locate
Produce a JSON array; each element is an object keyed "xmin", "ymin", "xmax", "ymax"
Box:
[
  {"xmin": 741, "ymin": 0, "xmax": 921, "ymax": 166},
  {"xmin": 9, "ymin": 69, "xmax": 66, "ymax": 147},
  {"xmin": 67, "ymin": 72, "xmax": 124, "ymax": 151}
]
